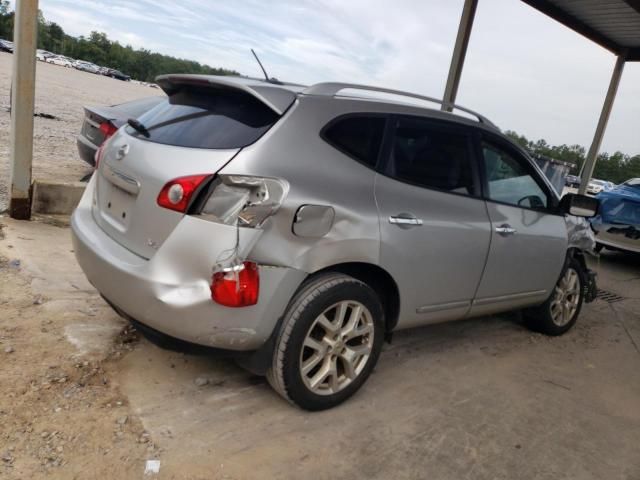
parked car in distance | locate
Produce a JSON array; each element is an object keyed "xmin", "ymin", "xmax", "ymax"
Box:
[
  {"xmin": 36, "ymin": 49, "xmax": 54, "ymax": 61},
  {"xmin": 75, "ymin": 61, "xmax": 101, "ymax": 74},
  {"xmin": 591, "ymin": 178, "xmax": 640, "ymax": 253},
  {"xmin": 77, "ymin": 96, "xmax": 165, "ymax": 166},
  {"xmin": 71, "ymin": 75, "xmax": 599, "ymax": 410},
  {"xmin": 105, "ymin": 68, "xmax": 131, "ymax": 81},
  {"xmin": 565, "ymin": 174, "xmax": 581, "ymax": 188},
  {"xmin": 586, "ymin": 178, "xmax": 608, "ymax": 195},
  {"xmin": 0, "ymin": 39, "xmax": 14, "ymax": 53},
  {"xmin": 47, "ymin": 55, "xmax": 73, "ymax": 67}
]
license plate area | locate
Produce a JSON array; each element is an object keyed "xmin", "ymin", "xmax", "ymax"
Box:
[
  {"xmin": 82, "ymin": 119, "xmax": 103, "ymax": 145},
  {"xmin": 98, "ymin": 181, "xmax": 135, "ymax": 232}
]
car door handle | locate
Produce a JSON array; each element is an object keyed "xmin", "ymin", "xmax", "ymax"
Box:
[
  {"xmin": 495, "ymin": 224, "xmax": 517, "ymax": 235},
  {"xmin": 389, "ymin": 215, "xmax": 423, "ymax": 226}
]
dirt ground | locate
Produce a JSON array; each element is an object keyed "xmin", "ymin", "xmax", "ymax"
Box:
[
  {"xmin": 0, "ymin": 51, "xmax": 163, "ymax": 212},
  {"xmin": 1, "ymin": 216, "xmax": 639, "ymax": 480}
]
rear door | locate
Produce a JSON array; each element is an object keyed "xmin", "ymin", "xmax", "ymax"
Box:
[
  {"xmin": 470, "ymin": 134, "xmax": 567, "ymax": 316},
  {"xmin": 375, "ymin": 116, "xmax": 492, "ymax": 328},
  {"xmin": 93, "ymin": 80, "xmax": 288, "ymax": 259}
]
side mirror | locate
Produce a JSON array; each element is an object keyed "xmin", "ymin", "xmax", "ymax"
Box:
[{"xmin": 559, "ymin": 193, "xmax": 599, "ymax": 218}]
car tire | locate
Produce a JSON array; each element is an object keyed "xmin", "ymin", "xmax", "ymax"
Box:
[
  {"xmin": 267, "ymin": 273, "xmax": 384, "ymax": 411},
  {"xmin": 526, "ymin": 256, "xmax": 585, "ymax": 336}
]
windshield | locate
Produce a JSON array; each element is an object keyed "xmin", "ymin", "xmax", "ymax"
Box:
[{"xmin": 623, "ymin": 178, "xmax": 640, "ymax": 189}]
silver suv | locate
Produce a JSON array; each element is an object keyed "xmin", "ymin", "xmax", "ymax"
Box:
[{"xmin": 72, "ymin": 75, "xmax": 598, "ymax": 410}]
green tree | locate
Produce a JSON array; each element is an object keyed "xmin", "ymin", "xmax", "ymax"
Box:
[
  {"xmin": 8, "ymin": 7, "xmax": 239, "ymax": 82},
  {"xmin": 0, "ymin": 0, "xmax": 14, "ymax": 40}
]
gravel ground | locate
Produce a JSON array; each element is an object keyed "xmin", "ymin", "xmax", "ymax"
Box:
[{"xmin": 0, "ymin": 52, "xmax": 163, "ymax": 212}]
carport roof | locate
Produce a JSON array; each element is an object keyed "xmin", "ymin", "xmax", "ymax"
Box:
[{"xmin": 521, "ymin": 0, "xmax": 640, "ymax": 61}]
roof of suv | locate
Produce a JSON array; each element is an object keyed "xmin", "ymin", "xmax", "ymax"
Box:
[{"xmin": 155, "ymin": 74, "xmax": 499, "ymax": 130}]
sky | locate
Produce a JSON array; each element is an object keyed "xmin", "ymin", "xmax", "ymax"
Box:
[{"xmin": 25, "ymin": 0, "xmax": 640, "ymax": 154}]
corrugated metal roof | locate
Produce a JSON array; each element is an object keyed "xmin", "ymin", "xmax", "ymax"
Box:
[{"xmin": 521, "ymin": 0, "xmax": 640, "ymax": 61}]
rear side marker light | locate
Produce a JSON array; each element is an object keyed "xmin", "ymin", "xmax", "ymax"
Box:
[
  {"xmin": 211, "ymin": 262, "xmax": 259, "ymax": 307},
  {"xmin": 94, "ymin": 142, "xmax": 106, "ymax": 169},
  {"xmin": 157, "ymin": 174, "xmax": 210, "ymax": 213}
]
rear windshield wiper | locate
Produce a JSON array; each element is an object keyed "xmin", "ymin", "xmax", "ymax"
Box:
[{"xmin": 127, "ymin": 118, "xmax": 150, "ymax": 137}]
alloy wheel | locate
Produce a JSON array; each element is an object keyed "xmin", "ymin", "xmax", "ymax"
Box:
[
  {"xmin": 299, "ymin": 301, "xmax": 374, "ymax": 396},
  {"xmin": 550, "ymin": 267, "xmax": 581, "ymax": 326}
]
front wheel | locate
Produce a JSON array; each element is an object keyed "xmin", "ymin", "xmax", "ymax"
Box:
[
  {"xmin": 526, "ymin": 256, "xmax": 585, "ymax": 336},
  {"xmin": 267, "ymin": 273, "xmax": 384, "ymax": 411}
]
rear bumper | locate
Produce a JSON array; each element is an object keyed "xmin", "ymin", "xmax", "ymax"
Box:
[
  {"xmin": 593, "ymin": 222, "xmax": 640, "ymax": 253},
  {"xmin": 71, "ymin": 178, "xmax": 306, "ymax": 350},
  {"xmin": 77, "ymin": 134, "xmax": 97, "ymax": 167}
]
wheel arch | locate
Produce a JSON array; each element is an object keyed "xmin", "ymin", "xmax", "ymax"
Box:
[
  {"xmin": 567, "ymin": 247, "xmax": 588, "ymax": 272},
  {"xmin": 238, "ymin": 261, "xmax": 400, "ymax": 376},
  {"xmin": 313, "ymin": 262, "xmax": 401, "ymax": 333},
  {"xmin": 567, "ymin": 247, "xmax": 597, "ymax": 303}
]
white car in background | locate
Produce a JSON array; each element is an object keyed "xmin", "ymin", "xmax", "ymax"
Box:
[
  {"xmin": 74, "ymin": 61, "xmax": 100, "ymax": 74},
  {"xmin": 586, "ymin": 179, "xmax": 608, "ymax": 195},
  {"xmin": 36, "ymin": 49, "xmax": 54, "ymax": 61},
  {"xmin": 47, "ymin": 55, "xmax": 73, "ymax": 67}
]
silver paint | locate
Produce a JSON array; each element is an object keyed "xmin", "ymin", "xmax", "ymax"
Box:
[{"xmin": 71, "ymin": 76, "xmax": 578, "ymax": 351}]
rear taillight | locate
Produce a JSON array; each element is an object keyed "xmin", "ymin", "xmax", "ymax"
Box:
[
  {"xmin": 99, "ymin": 121, "xmax": 118, "ymax": 138},
  {"xmin": 210, "ymin": 262, "xmax": 259, "ymax": 307},
  {"xmin": 157, "ymin": 174, "xmax": 210, "ymax": 213}
]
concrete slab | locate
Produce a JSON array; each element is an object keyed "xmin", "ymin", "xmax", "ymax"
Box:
[{"xmin": 32, "ymin": 180, "xmax": 85, "ymax": 215}]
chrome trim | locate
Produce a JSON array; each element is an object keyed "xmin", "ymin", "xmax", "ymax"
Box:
[
  {"xmin": 389, "ymin": 216, "xmax": 423, "ymax": 226},
  {"xmin": 495, "ymin": 225, "xmax": 517, "ymax": 235},
  {"xmin": 103, "ymin": 164, "xmax": 140, "ymax": 195},
  {"xmin": 85, "ymin": 117, "xmax": 100, "ymax": 129},
  {"xmin": 473, "ymin": 289, "xmax": 547, "ymax": 306},
  {"xmin": 416, "ymin": 300, "xmax": 470, "ymax": 314}
]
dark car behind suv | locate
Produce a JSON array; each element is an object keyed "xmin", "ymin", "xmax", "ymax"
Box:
[
  {"xmin": 105, "ymin": 68, "xmax": 131, "ymax": 81},
  {"xmin": 77, "ymin": 96, "xmax": 164, "ymax": 166}
]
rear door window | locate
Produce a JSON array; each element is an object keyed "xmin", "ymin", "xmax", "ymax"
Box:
[
  {"xmin": 322, "ymin": 115, "xmax": 386, "ymax": 168},
  {"xmin": 126, "ymin": 87, "xmax": 279, "ymax": 149},
  {"xmin": 384, "ymin": 116, "xmax": 477, "ymax": 196}
]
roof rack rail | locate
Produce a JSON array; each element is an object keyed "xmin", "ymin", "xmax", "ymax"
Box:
[{"xmin": 302, "ymin": 82, "xmax": 497, "ymax": 129}]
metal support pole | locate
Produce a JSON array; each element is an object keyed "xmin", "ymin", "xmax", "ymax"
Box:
[
  {"xmin": 9, "ymin": 0, "xmax": 39, "ymax": 219},
  {"xmin": 578, "ymin": 54, "xmax": 626, "ymax": 195},
  {"xmin": 442, "ymin": 0, "xmax": 478, "ymax": 112}
]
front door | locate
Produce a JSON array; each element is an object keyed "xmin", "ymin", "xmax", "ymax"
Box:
[
  {"xmin": 375, "ymin": 116, "xmax": 492, "ymax": 329},
  {"xmin": 470, "ymin": 136, "xmax": 567, "ymax": 317}
]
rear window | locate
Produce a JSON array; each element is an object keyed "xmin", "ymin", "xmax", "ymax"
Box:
[
  {"xmin": 126, "ymin": 87, "xmax": 279, "ymax": 149},
  {"xmin": 322, "ymin": 116, "xmax": 386, "ymax": 167}
]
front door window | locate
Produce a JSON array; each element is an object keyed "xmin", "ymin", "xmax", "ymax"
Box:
[{"xmin": 482, "ymin": 142, "xmax": 548, "ymax": 209}]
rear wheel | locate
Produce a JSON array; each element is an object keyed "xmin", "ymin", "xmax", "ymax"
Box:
[
  {"xmin": 526, "ymin": 256, "xmax": 585, "ymax": 336},
  {"xmin": 267, "ymin": 273, "xmax": 384, "ymax": 410}
]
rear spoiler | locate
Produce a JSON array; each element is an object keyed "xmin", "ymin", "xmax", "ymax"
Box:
[{"xmin": 155, "ymin": 74, "xmax": 297, "ymax": 115}]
